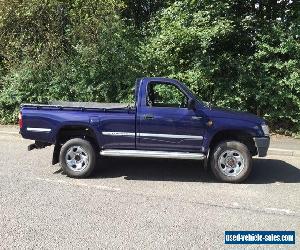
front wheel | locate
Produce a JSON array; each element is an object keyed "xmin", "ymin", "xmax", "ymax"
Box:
[
  {"xmin": 210, "ymin": 141, "xmax": 252, "ymax": 183},
  {"xmin": 60, "ymin": 138, "xmax": 96, "ymax": 178}
]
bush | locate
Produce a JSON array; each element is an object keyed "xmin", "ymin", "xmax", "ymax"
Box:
[
  {"xmin": 0, "ymin": 0, "xmax": 299, "ymax": 133},
  {"xmin": 0, "ymin": 0, "xmax": 139, "ymax": 123},
  {"xmin": 139, "ymin": 1, "xmax": 300, "ymax": 132}
]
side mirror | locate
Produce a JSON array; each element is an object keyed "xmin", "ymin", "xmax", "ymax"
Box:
[{"xmin": 187, "ymin": 99, "xmax": 196, "ymax": 110}]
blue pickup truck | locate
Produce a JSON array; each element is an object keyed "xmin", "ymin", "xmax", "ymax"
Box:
[{"xmin": 19, "ymin": 77, "xmax": 270, "ymax": 182}]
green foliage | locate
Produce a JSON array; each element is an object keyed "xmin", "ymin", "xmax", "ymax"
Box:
[
  {"xmin": 122, "ymin": 0, "xmax": 176, "ymax": 28},
  {"xmin": 0, "ymin": 0, "xmax": 299, "ymax": 132},
  {"xmin": 140, "ymin": 0, "xmax": 300, "ymax": 132},
  {"xmin": 151, "ymin": 82, "xmax": 187, "ymax": 106},
  {"xmin": 0, "ymin": 0, "xmax": 139, "ymax": 123}
]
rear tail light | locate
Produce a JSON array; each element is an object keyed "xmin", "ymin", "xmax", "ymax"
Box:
[{"xmin": 18, "ymin": 112, "xmax": 23, "ymax": 128}]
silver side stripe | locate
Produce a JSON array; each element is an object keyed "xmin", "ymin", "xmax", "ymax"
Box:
[
  {"xmin": 102, "ymin": 131, "xmax": 203, "ymax": 140},
  {"xmin": 27, "ymin": 127, "xmax": 51, "ymax": 132},
  {"xmin": 139, "ymin": 133, "xmax": 203, "ymax": 140},
  {"xmin": 102, "ymin": 132, "xmax": 135, "ymax": 136}
]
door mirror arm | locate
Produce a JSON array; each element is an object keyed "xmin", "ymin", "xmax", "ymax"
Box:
[{"xmin": 187, "ymin": 99, "xmax": 196, "ymax": 110}]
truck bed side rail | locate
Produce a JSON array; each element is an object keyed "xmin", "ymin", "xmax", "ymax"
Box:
[{"xmin": 21, "ymin": 103, "xmax": 135, "ymax": 113}]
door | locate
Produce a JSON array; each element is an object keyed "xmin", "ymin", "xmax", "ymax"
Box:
[
  {"xmin": 137, "ymin": 81, "xmax": 206, "ymax": 152},
  {"xmin": 99, "ymin": 110, "xmax": 136, "ymax": 149}
]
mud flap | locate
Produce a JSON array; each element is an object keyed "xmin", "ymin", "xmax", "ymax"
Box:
[{"xmin": 52, "ymin": 143, "xmax": 61, "ymax": 165}]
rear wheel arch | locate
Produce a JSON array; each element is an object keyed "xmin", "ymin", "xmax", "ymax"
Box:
[
  {"xmin": 59, "ymin": 138, "xmax": 96, "ymax": 178},
  {"xmin": 52, "ymin": 125, "xmax": 99, "ymax": 165}
]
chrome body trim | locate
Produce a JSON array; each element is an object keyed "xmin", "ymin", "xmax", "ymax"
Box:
[
  {"xmin": 100, "ymin": 149, "xmax": 205, "ymax": 160},
  {"xmin": 139, "ymin": 133, "xmax": 203, "ymax": 140},
  {"xmin": 102, "ymin": 132, "xmax": 135, "ymax": 137},
  {"xmin": 27, "ymin": 127, "xmax": 51, "ymax": 132},
  {"xmin": 102, "ymin": 131, "xmax": 203, "ymax": 140}
]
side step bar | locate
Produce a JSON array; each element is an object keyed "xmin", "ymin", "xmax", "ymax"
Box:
[{"xmin": 100, "ymin": 149, "xmax": 205, "ymax": 160}]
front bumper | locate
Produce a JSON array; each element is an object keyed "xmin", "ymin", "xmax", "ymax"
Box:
[{"xmin": 253, "ymin": 137, "xmax": 270, "ymax": 157}]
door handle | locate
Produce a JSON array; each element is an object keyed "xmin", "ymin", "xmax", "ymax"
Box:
[
  {"xmin": 191, "ymin": 116, "xmax": 203, "ymax": 120},
  {"xmin": 144, "ymin": 114, "xmax": 154, "ymax": 120}
]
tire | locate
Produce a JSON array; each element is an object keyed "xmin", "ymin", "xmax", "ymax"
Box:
[
  {"xmin": 210, "ymin": 141, "xmax": 252, "ymax": 183},
  {"xmin": 59, "ymin": 138, "xmax": 96, "ymax": 178}
]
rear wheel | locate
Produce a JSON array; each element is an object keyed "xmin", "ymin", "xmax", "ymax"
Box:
[
  {"xmin": 210, "ymin": 141, "xmax": 252, "ymax": 183},
  {"xmin": 60, "ymin": 138, "xmax": 96, "ymax": 178}
]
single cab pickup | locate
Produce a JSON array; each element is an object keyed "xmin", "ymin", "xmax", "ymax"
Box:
[{"xmin": 20, "ymin": 77, "xmax": 270, "ymax": 182}]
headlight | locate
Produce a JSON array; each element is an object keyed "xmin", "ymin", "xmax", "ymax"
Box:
[{"xmin": 261, "ymin": 124, "xmax": 269, "ymax": 136}]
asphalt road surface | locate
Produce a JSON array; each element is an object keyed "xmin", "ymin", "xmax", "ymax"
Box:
[{"xmin": 1, "ymin": 133, "xmax": 299, "ymax": 249}]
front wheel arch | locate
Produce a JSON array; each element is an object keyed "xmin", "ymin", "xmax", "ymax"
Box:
[{"xmin": 208, "ymin": 129, "xmax": 257, "ymax": 156}]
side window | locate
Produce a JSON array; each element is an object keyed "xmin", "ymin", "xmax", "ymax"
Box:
[{"xmin": 147, "ymin": 82, "xmax": 188, "ymax": 108}]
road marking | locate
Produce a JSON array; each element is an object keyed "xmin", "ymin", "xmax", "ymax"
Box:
[
  {"xmin": 35, "ymin": 177, "xmax": 121, "ymax": 192},
  {"xmin": 269, "ymin": 147, "xmax": 300, "ymax": 157},
  {"xmin": 0, "ymin": 131, "xmax": 19, "ymax": 135},
  {"xmin": 264, "ymin": 207, "xmax": 295, "ymax": 215},
  {"xmin": 0, "ymin": 174, "xmax": 298, "ymax": 217}
]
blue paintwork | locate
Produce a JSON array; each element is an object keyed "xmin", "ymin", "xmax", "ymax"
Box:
[
  {"xmin": 136, "ymin": 78, "xmax": 207, "ymax": 152},
  {"xmin": 20, "ymin": 77, "xmax": 267, "ymax": 155}
]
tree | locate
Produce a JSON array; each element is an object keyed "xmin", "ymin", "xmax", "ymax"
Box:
[
  {"xmin": 0, "ymin": 0, "xmax": 139, "ymax": 123},
  {"xmin": 0, "ymin": 0, "xmax": 299, "ymax": 133},
  {"xmin": 122, "ymin": 0, "xmax": 175, "ymax": 28},
  {"xmin": 140, "ymin": 0, "xmax": 300, "ymax": 132}
]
